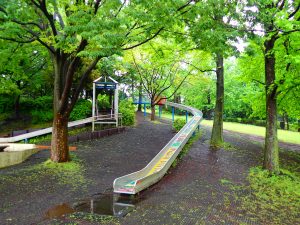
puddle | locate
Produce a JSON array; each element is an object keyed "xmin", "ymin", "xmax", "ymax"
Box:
[
  {"xmin": 44, "ymin": 203, "xmax": 75, "ymax": 219},
  {"xmin": 44, "ymin": 192, "xmax": 139, "ymax": 220}
]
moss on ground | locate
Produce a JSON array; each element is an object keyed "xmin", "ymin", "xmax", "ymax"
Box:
[
  {"xmin": 220, "ymin": 151, "xmax": 300, "ymax": 225},
  {"xmin": 0, "ymin": 153, "xmax": 89, "ymax": 192},
  {"xmin": 68, "ymin": 212, "xmax": 120, "ymax": 224}
]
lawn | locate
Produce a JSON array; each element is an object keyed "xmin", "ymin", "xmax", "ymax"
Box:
[
  {"xmin": 148, "ymin": 108, "xmax": 300, "ymax": 145},
  {"xmin": 201, "ymin": 120, "xmax": 300, "ymax": 145}
]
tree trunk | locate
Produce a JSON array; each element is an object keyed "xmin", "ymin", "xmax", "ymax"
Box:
[
  {"xmin": 285, "ymin": 112, "xmax": 289, "ymax": 130},
  {"xmin": 15, "ymin": 94, "xmax": 20, "ymax": 119},
  {"xmin": 51, "ymin": 112, "xmax": 69, "ymax": 162},
  {"xmin": 137, "ymin": 87, "xmax": 142, "ymax": 112},
  {"xmin": 151, "ymin": 104, "xmax": 155, "ymax": 121},
  {"xmin": 210, "ymin": 53, "xmax": 224, "ymax": 147},
  {"xmin": 263, "ymin": 38, "xmax": 279, "ymax": 174}
]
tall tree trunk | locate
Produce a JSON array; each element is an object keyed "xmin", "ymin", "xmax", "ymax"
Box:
[
  {"xmin": 51, "ymin": 112, "xmax": 69, "ymax": 162},
  {"xmin": 264, "ymin": 38, "xmax": 279, "ymax": 174},
  {"xmin": 285, "ymin": 112, "xmax": 289, "ymax": 130},
  {"xmin": 14, "ymin": 94, "xmax": 20, "ymax": 119},
  {"xmin": 50, "ymin": 56, "xmax": 71, "ymax": 163},
  {"xmin": 137, "ymin": 86, "xmax": 142, "ymax": 112},
  {"xmin": 151, "ymin": 104, "xmax": 155, "ymax": 121},
  {"xmin": 211, "ymin": 53, "xmax": 224, "ymax": 146}
]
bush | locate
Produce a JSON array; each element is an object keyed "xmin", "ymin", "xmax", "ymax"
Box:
[
  {"xmin": 31, "ymin": 110, "xmax": 53, "ymax": 123},
  {"xmin": 32, "ymin": 96, "xmax": 53, "ymax": 110},
  {"xmin": 0, "ymin": 95, "xmax": 14, "ymax": 113},
  {"xmin": 97, "ymin": 95, "xmax": 111, "ymax": 110},
  {"xmin": 70, "ymin": 99, "xmax": 92, "ymax": 121},
  {"xmin": 119, "ymin": 100, "xmax": 135, "ymax": 126},
  {"xmin": 173, "ymin": 118, "xmax": 186, "ymax": 132}
]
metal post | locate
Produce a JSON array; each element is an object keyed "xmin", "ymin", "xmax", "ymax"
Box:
[
  {"xmin": 144, "ymin": 104, "xmax": 147, "ymax": 116},
  {"xmin": 186, "ymin": 111, "xmax": 188, "ymax": 123},
  {"xmin": 92, "ymin": 82, "xmax": 96, "ymax": 131},
  {"xmin": 172, "ymin": 106, "xmax": 175, "ymax": 122}
]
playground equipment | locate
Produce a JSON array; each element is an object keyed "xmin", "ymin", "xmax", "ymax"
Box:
[
  {"xmin": 133, "ymin": 96, "xmax": 166, "ymax": 118},
  {"xmin": 0, "ymin": 76, "xmax": 122, "ymax": 143},
  {"xmin": 92, "ymin": 76, "xmax": 121, "ymax": 131},
  {"xmin": 113, "ymin": 101, "xmax": 202, "ymax": 194}
]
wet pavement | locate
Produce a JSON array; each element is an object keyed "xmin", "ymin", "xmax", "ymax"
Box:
[
  {"xmin": 0, "ymin": 112, "xmax": 174, "ymax": 224},
  {"xmin": 0, "ymin": 113, "xmax": 299, "ymax": 224}
]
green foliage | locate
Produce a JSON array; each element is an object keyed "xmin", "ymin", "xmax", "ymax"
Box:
[
  {"xmin": 31, "ymin": 110, "xmax": 53, "ymax": 124},
  {"xmin": 244, "ymin": 167, "xmax": 300, "ymax": 224},
  {"xmin": 97, "ymin": 94, "xmax": 110, "ymax": 110},
  {"xmin": 173, "ymin": 118, "xmax": 186, "ymax": 132},
  {"xmin": 32, "ymin": 96, "xmax": 53, "ymax": 110},
  {"xmin": 119, "ymin": 100, "xmax": 135, "ymax": 126},
  {"xmin": 0, "ymin": 95, "xmax": 13, "ymax": 114},
  {"xmin": 70, "ymin": 99, "xmax": 92, "ymax": 121}
]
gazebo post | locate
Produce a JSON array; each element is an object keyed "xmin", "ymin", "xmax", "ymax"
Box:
[
  {"xmin": 92, "ymin": 81, "xmax": 96, "ymax": 131},
  {"xmin": 114, "ymin": 83, "xmax": 119, "ymax": 127}
]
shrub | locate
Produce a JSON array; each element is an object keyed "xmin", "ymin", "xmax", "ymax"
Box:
[
  {"xmin": 31, "ymin": 110, "xmax": 53, "ymax": 123},
  {"xmin": 97, "ymin": 95, "xmax": 111, "ymax": 110},
  {"xmin": 173, "ymin": 118, "xmax": 186, "ymax": 132},
  {"xmin": 70, "ymin": 99, "xmax": 92, "ymax": 121},
  {"xmin": 119, "ymin": 100, "xmax": 135, "ymax": 126},
  {"xmin": 0, "ymin": 95, "xmax": 14, "ymax": 113},
  {"xmin": 32, "ymin": 96, "xmax": 53, "ymax": 110}
]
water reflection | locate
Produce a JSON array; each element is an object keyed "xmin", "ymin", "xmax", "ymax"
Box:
[{"xmin": 44, "ymin": 193, "xmax": 137, "ymax": 220}]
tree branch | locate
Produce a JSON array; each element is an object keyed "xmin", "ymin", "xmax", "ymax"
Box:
[
  {"xmin": 122, "ymin": 27, "xmax": 164, "ymax": 50},
  {"xmin": 0, "ymin": 36, "xmax": 36, "ymax": 43},
  {"xmin": 94, "ymin": 0, "xmax": 103, "ymax": 14},
  {"xmin": 288, "ymin": 3, "xmax": 300, "ymax": 19},
  {"xmin": 252, "ymin": 79, "xmax": 265, "ymax": 86},
  {"xmin": 182, "ymin": 61, "xmax": 216, "ymax": 73},
  {"xmin": 68, "ymin": 57, "xmax": 101, "ymax": 114}
]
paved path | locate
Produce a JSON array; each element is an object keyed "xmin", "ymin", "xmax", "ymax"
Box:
[
  {"xmin": 0, "ymin": 114, "xmax": 299, "ymax": 225},
  {"xmin": 0, "ymin": 112, "xmax": 174, "ymax": 225},
  {"xmin": 120, "ymin": 125, "xmax": 299, "ymax": 225}
]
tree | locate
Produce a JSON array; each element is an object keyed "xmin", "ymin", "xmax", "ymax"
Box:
[
  {"xmin": 245, "ymin": 0, "xmax": 300, "ymax": 173},
  {"xmin": 132, "ymin": 53, "xmax": 191, "ymax": 120},
  {"xmin": 0, "ymin": 41, "xmax": 49, "ymax": 118},
  {"xmin": 0, "ymin": 0, "xmax": 193, "ymax": 162},
  {"xmin": 186, "ymin": 0, "xmax": 243, "ymax": 146}
]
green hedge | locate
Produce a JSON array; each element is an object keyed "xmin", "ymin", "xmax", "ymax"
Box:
[
  {"xmin": 70, "ymin": 99, "xmax": 92, "ymax": 121},
  {"xmin": 119, "ymin": 100, "xmax": 135, "ymax": 126},
  {"xmin": 173, "ymin": 118, "xmax": 186, "ymax": 132},
  {"xmin": 31, "ymin": 110, "xmax": 53, "ymax": 124}
]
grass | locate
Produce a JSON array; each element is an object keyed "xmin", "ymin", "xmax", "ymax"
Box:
[
  {"xmin": 220, "ymin": 149, "xmax": 300, "ymax": 225},
  {"xmin": 0, "ymin": 153, "xmax": 89, "ymax": 192},
  {"xmin": 149, "ymin": 108, "xmax": 300, "ymax": 145},
  {"xmin": 201, "ymin": 120, "xmax": 300, "ymax": 145}
]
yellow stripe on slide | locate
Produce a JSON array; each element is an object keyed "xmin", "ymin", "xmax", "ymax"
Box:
[{"xmin": 147, "ymin": 147, "xmax": 177, "ymax": 176}]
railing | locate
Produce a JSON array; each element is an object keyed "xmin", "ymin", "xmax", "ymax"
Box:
[{"xmin": 113, "ymin": 101, "xmax": 203, "ymax": 194}]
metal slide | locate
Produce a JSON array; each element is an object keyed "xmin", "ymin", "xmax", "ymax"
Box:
[{"xmin": 113, "ymin": 102, "xmax": 203, "ymax": 195}]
